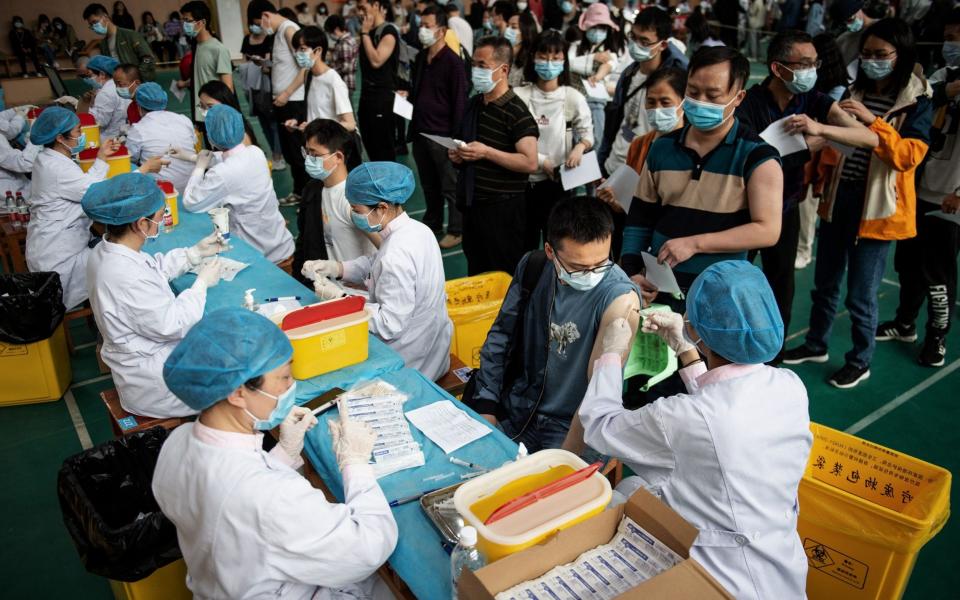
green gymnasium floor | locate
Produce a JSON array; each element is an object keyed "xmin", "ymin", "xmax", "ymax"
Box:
[{"xmin": 0, "ymin": 64, "xmax": 956, "ymax": 598}]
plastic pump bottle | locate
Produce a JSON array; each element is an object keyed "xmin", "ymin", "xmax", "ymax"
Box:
[
  {"xmin": 451, "ymin": 526, "xmax": 485, "ymax": 599},
  {"xmin": 243, "ymin": 289, "xmax": 259, "ymax": 312}
]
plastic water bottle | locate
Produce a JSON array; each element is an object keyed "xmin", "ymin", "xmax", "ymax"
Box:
[{"xmin": 451, "ymin": 526, "xmax": 485, "ymax": 599}]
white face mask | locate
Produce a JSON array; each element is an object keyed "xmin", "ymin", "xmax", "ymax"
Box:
[{"xmin": 417, "ymin": 26, "xmax": 438, "ymax": 47}]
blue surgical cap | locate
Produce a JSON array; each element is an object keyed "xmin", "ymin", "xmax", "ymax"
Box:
[
  {"xmin": 81, "ymin": 173, "xmax": 165, "ymax": 225},
  {"xmin": 686, "ymin": 261, "xmax": 784, "ymax": 364},
  {"xmin": 88, "ymin": 55, "xmax": 120, "ymax": 76},
  {"xmin": 30, "ymin": 107, "xmax": 80, "ymax": 146},
  {"xmin": 163, "ymin": 308, "xmax": 293, "ymax": 411},
  {"xmin": 345, "ymin": 162, "xmax": 415, "ymax": 206},
  {"xmin": 135, "ymin": 82, "xmax": 167, "ymax": 111},
  {"xmin": 205, "ymin": 104, "xmax": 245, "ymax": 150}
]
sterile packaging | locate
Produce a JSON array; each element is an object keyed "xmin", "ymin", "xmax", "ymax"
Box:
[{"xmin": 615, "ymin": 517, "xmax": 683, "ymax": 569}]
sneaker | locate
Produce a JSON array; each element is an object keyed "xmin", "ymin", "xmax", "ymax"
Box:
[
  {"xmin": 794, "ymin": 255, "xmax": 811, "ymax": 270},
  {"xmin": 875, "ymin": 320, "xmax": 917, "ymax": 342},
  {"xmin": 271, "ymin": 158, "xmax": 287, "ymax": 171},
  {"xmin": 438, "ymin": 234, "xmax": 462, "ymax": 249},
  {"xmin": 918, "ymin": 334, "xmax": 946, "ymax": 367},
  {"xmin": 781, "ymin": 345, "xmax": 829, "ymax": 365},
  {"xmin": 278, "ymin": 193, "xmax": 300, "ymax": 207},
  {"xmin": 828, "ymin": 364, "xmax": 871, "ymax": 389}
]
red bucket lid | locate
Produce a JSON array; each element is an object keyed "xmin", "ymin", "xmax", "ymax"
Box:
[
  {"xmin": 78, "ymin": 147, "xmax": 98, "ymax": 161},
  {"xmin": 27, "ymin": 107, "xmax": 43, "ymax": 119},
  {"xmin": 157, "ymin": 180, "xmax": 175, "ymax": 195},
  {"xmin": 113, "ymin": 144, "xmax": 129, "ymax": 157},
  {"xmin": 78, "ymin": 113, "xmax": 97, "ymax": 126}
]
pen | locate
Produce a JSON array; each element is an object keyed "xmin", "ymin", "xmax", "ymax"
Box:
[
  {"xmin": 264, "ymin": 296, "xmax": 301, "ymax": 302},
  {"xmin": 388, "ymin": 489, "xmax": 438, "ymax": 507}
]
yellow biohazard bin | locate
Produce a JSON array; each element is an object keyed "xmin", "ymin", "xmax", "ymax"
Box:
[
  {"xmin": 109, "ymin": 559, "xmax": 191, "ymax": 600},
  {"xmin": 445, "ymin": 272, "xmax": 512, "ymax": 368},
  {"xmin": 0, "ymin": 324, "xmax": 71, "ymax": 406},
  {"xmin": 798, "ymin": 423, "xmax": 951, "ymax": 600},
  {"xmin": 283, "ymin": 309, "xmax": 371, "ymax": 380}
]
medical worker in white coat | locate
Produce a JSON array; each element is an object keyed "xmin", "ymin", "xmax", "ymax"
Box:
[
  {"xmin": 302, "ymin": 162, "xmax": 453, "ymax": 381},
  {"xmin": 0, "ymin": 107, "xmax": 39, "ymax": 199},
  {"xmin": 578, "ymin": 260, "xmax": 812, "ymax": 600},
  {"xmin": 153, "ymin": 308, "xmax": 398, "ymax": 599},
  {"xmin": 26, "ymin": 107, "xmax": 120, "ymax": 309},
  {"xmin": 125, "ymin": 82, "xmax": 197, "ymax": 191},
  {"xmin": 82, "ymin": 173, "xmax": 223, "ymax": 418},
  {"xmin": 85, "ymin": 55, "xmax": 130, "ymax": 139},
  {"xmin": 181, "ymin": 104, "xmax": 295, "ymax": 264}
]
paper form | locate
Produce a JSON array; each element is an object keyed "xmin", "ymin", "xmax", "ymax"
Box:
[
  {"xmin": 405, "ymin": 400, "xmax": 491, "ymax": 453},
  {"xmin": 760, "ymin": 116, "xmax": 808, "ymax": 157},
  {"xmin": 640, "ymin": 251, "xmax": 681, "ymax": 296},
  {"xmin": 599, "ymin": 164, "xmax": 641, "ymax": 212},
  {"xmin": 393, "ymin": 93, "xmax": 414, "ymax": 120},
  {"xmin": 559, "ymin": 151, "xmax": 602, "ymax": 191}
]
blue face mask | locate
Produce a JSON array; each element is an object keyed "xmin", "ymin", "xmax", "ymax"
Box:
[
  {"xmin": 682, "ymin": 95, "xmax": 736, "ymax": 131},
  {"xmin": 183, "ymin": 21, "xmax": 199, "ymax": 37},
  {"xmin": 943, "ymin": 42, "xmax": 960, "ymax": 67},
  {"xmin": 304, "ymin": 154, "xmax": 333, "ymax": 180},
  {"xmin": 504, "ymin": 27, "xmax": 519, "ymax": 45},
  {"xmin": 628, "ymin": 41, "xmax": 657, "ymax": 63},
  {"xmin": 249, "ymin": 24, "xmax": 264, "ymax": 35},
  {"xmin": 246, "ymin": 382, "xmax": 297, "ymax": 431},
  {"xmin": 534, "ymin": 59, "xmax": 564, "ymax": 81},
  {"xmin": 351, "ymin": 208, "xmax": 384, "ymax": 232},
  {"xmin": 586, "ymin": 28, "xmax": 607, "ymax": 45},
  {"xmin": 555, "ymin": 259, "xmax": 607, "ymax": 292},
  {"xmin": 92, "ymin": 20, "xmax": 108, "ymax": 35},
  {"xmin": 413, "ymin": 13, "xmax": 421, "ymax": 26},
  {"xmin": 861, "ymin": 59, "xmax": 894, "ymax": 81},
  {"xmin": 295, "ymin": 50, "xmax": 315, "ymax": 68},
  {"xmin": 780, "ymin": 65, "xmax": 818, "ymax": 94},
  {"xmin": 84, "ymin": 76, "xmax": 102, "ymax": 90},
  {"xmin": 560, "ymin": 1, "xmax": 574, "ymax": 15},
  {"xmin": 117, "ymin": 85, "xmax": 132, "ymax": 99},
  {"xmin": 471, "ymin": 66, "xmax": 501, "ymax": 94},
  {"xmin": 64, "ymin": 132, "xmax": 87, "ymax": 155},
  {"xmin": 142, "ymin": 217, "xmax": 162, "ymax": 242},
  {"xmin": 483, "ymin": 20, "xmax": 494, "ymax": 31},
  {"xmin": 847, "ymin": 17, "xmax": 863, "ymax": 33},
  {"xmin": 645, "ymin": 106, "xmax": 680, "ymax": 132}
]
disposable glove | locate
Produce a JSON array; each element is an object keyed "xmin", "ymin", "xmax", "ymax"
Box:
[
  {"xmin": 314, "ymin": 276, "xmax": 345, "ymax": 300},
  {"xmin": 186, "ymin": 229, "xmax": 224, "ymax": 265},
  {"xmin": 194, "ymin": 257, "xmax": 222, "ymax": 289},
  {"xmin": 279, "ymin": 406, "xmax": 318, "ymax": 461},
  {"xmin": 53, "ymin": 96, "xmax": 78, "ymax": 109},
  {"xmin": 167, "ymin": 146, "xmax": 199, "ymax": 162},
  {"xmin": 328, "ymin": 413, "xmax": 376, "ymax": 470},
  {"xmin": 641, "ymin": 311, "xmax": 694, "ymax": 355},
  {"xmin": 301, "ymin": 259, "xmax": 341, "ymax": 281},
  {"xmin": 195, "ymin": 149, "xmax": 213, "ymax": 171},
  {"xmin": 601, "ymin": 318, "xmax": 633, "ymax": 356}
]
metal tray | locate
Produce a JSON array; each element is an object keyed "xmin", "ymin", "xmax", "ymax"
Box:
[{"xmin": 420, "ymin": 482, "xmax": 466, "ymax": 546}]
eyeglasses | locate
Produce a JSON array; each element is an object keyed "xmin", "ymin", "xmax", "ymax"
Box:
[
  {"xmin": 860, "ymin": 50, "xmax": 897, "ymax": 60},
  {"xmin": 554, "ymin": 252, "xmax": 614, "ymax": 277},
  {"xmin": 626, "ymin": 33, "xmax": 659, "ymax": 46},
  {"xmin": 301, "ymin": 147, "xmax": 334, "ymax": 160},
  {"xmin": 779, "ymin": 59, "xmax": 822, "ymax": 70}
]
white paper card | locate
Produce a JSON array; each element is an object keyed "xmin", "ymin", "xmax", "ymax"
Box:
[
  {"xmin": 168, "ymin": 79, "xmax": 186, "ymax": 103},
  {"xmin": 584, "ymin": 79, "xmax": 611, "ymax": 102},
  {"xmin": 641, "ymin": 251, "xmax": 681, "ymax": 296},
  {"xmin": 188, "ymin": 257, "xmax": 248, "ymax": 282},
  {"xmin": 599, "ymin": 164, "xmax": 641, "ymax": 212},
  {"xmin": 930, "ymin": 210, "xmax": 960, "ymax": 225},
  {"xmin": 760, "ymin": 116, "xmax": 808, "ymax": 157},
  {"xmin": 420, "ymin": 132, "xmax": 463, "ymax": 150},
  {"xmin": 406, "ymin": 400, "xmax": 491, "ymax": 454},
  {"xmin": 393, "ymin": 93, "xmax": 414, "ymax": 120},
  {"xmin": 560, "ymin": 151, "xmax": 602, "ymax": 191}
]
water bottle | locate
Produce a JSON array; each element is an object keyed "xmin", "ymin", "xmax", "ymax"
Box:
[{"xmin": 450, "ymin": 526, "xmax": 485, "ymax": 599}]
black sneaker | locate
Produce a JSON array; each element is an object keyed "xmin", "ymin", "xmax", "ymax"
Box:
[
  {"xmin": 781, "ymin": 345, "xmax": 829, "ymax": 365},
  {"xmin": 828, "ymin": 364, "xmax": 871, "ymax": 389},
  {"xmin": 875, "ymin": 320, "xmax": 917, "ymax": 342},
  {"xmin": 918, "ymin": 334, "xmax": 946, "ymax": 367}
]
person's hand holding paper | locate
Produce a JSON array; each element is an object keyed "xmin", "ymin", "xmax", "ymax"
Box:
[
  {"xmin": 641, "ymin": 251, "xmax": 682, "ymax": 296},
  {"xmin": 559, "ymin": 151, "xmax": 601, "ymax": 191},
  {"xmin": 656, "ymin": 236, "xmax": 699, "ymax": 269}
]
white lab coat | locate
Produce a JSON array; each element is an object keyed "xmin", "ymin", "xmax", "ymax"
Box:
[
  {"xmin": 90, "ymin": 79, "xmax": 131, "ymax": 138},
  {"xmin": 0, "ymin": 136, "xmax": 39, "ymax": 199},
  {"xmin": 579, "ymin": 356, "xmax": 812, "ymax": 600},
  {"xmin": 181, "ymin": 144, "xmax": 295, "ymax": 263},
  {"xmin": 125, "ymin": 110, "xmax": 197, "ymax": 192},
  {"xmin": 86, "ymin": 239, "xmax": 205, "ymax": 418},
  {"xmin": 342, "ymin": 212, "xmax": 452, "ymax": 380},
  {"xmin": 152, "ymin": 422, "xmax": 399, "ymax": 599},
  {"xmin": 26, "ymin": 149, "xmax": 109, "ymax": 309}
]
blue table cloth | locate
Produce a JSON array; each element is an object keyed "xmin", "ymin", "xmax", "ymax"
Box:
[
  {"xmin": 151, "ymin": 199, "xmax": 405, "ymax": 403},
  {"xmin": 303, "ymin": 368, "xmax": 519, "ymax": 600}
]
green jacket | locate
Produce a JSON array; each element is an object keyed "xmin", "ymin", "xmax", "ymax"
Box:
[{"xmin": 106, "ymin": 27, "xmax": 156, "ymax": 81}]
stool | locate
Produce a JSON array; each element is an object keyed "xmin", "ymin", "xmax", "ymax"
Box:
[
  {"xmin": 0, "ymin": 220, "xmax": 27, "ymax": 274},
  {"xmin": 276, "ymin": 255, "xmax": 294, "ymax": 275},
  {"xmin": 63, "ymin": 306, "xmax": 94, "ymax": 355},
  {"xmin": 100, "ymin": 388, "xmax": 189, "ymax": 438},
  {"xmin": 436, "ymin": 354, "xmax": 469, "ymax": 398},
  {"xmin": 601, "ymin": 458, "xmax": 623, "ymax": 488},
  {"xmin": 95, "ymin": 339, "xmax": 111, "ymax": 374}
]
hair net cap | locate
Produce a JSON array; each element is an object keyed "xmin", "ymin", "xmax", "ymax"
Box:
[
  {"xmin": 30, "ymin": 106, "xmax": 80, "ymax": 145},
  {"xmin": 163, "ymin": 308, "xmax": 293, "ymax": 411},
  {"xmin": 135, "ymin": 82, "xmax": 168, "ymax": 111},
  {"xmin": 81, "ymin": 172, "xmax": 166, "ymax": 225},
  {"xmin": 345, "ymin": 162, "xmax": 415, "ymax": 206},
  {"xmin": 88, "ymin": 54, "xmax": 120, "ymax": 75},
  {"xmin": 205, "ymin": 104, "xmax": 245, "ymax": 149},
  {"xmin": 686, "ymin": 260, "xmax": 784, "ymax": 364}
]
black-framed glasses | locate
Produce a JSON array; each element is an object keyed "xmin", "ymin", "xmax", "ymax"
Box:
[
  {"xmin": 554, "ymin": 252, "xmax": 614, "ymax": 277},
  {"xmin": 779, "ymin": 59, "xmax": 822, "ymax": 70}
]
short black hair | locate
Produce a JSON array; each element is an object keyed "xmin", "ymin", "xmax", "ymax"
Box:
[
  {"xmin": 546, "ymin": 197, "xmax": 615, "ymax": 250},
  {"xmin": 199, "ymin": 80, "xmax": 240, "ymax": 111},
  {"xmin": 853, "ymin": 18, "xmax": 917, "ymax": 95},
  {"xmin": 642, "ymin": 66, "xmax": 687, "ymax": 98},
  {"xmin": 323, "ymin": 14, "xmax": 346, "ymax": 34},
  {"xmin": 634, "ymin": 7, "xmax": 672, "ymax": 41},
  {"xmin": 812, "ymin": 33, "xmax": 847, "ymax": 94},
  {"xmin": 766, "ymin": 30, "xmax": 814, "ymax": 67},
  {"xmin": 115, "ymin": 62, "xmax": 141, "ymax": 81},
  {"xmin": 493, "ymin": 0, "xmax": 516, "ymax": 21},
  {"xmin": 475, "ymin": 35, "xmax": 513, "ymax": 67},
  {"xmin": 688, "ymin": 46, "xmax": 750, "ymax": 91},
  {"xmin": 292, "ymin": 26, "xmax": 328, "ymax": 60},
  {"xmin": 443, "ymin": 4, "xmax": 459, "ymax": 16},
  {"xmin": 278, "ymin": 7, "xmax": 297, "ymax": 21},
  {"xmin": 181, "ymin": 1, "xmax": 211, "ymax": 24},
  {"xmin": 524, "ymin": 30, "xmax": 569, "ymax": 86},
  {"xmin": 83, "ymin": 3, "xmax": 109, "ymax": 19},
  {"xmin": 304, "ymin": 118, "xmax": 352, "ymax": 160},
  {"xmin": 421, "ymin": 4, "xmax": 448, "ymax": 28},
  {"xmin": 246, "ymin": 0, "xmax": 277, "ymax": 21}
]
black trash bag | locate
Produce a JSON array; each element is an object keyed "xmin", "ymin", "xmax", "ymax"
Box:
[
  {"xmin": 57, "ymin": 427, "xmax": 182, "ymax": 582},
  {"xmin": 0, "ymin": 272, "xmax": 66, "ymax": 345}
]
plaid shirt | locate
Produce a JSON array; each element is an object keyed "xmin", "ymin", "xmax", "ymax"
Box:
[{"xmin": 330, "ymin": 34, "xmax": 358, "ymax": 92}]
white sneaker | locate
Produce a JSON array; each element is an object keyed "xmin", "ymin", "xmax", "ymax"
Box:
[
  {"xmin": 278, "ymin": 193, "xmax": 300, "ymax": 207},
  {"xmin": 271, "ymin": 158, "xmax": 287, "ymax": 171},
  {"xmin": 794, "ymin": 255, "xmax": 812, "ymax": 269}
]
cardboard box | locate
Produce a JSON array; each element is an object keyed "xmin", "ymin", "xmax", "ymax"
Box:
[{"xmin": 458, "ymin": 487, "xmax": 734, "ymax": 600}]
